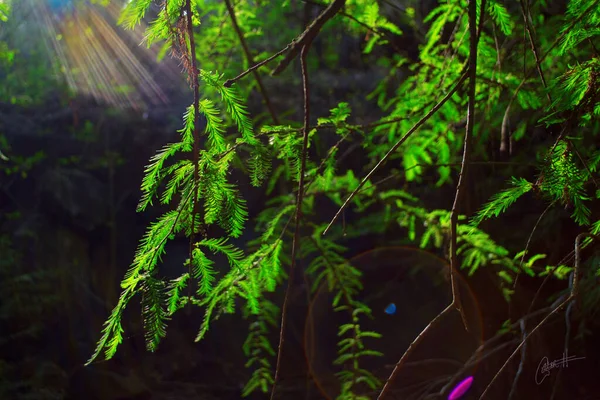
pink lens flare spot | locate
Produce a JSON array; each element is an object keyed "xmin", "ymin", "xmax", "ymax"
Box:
[{"xmin": 448, "ymin": 376, "xmax": 474, "ymax": 400}]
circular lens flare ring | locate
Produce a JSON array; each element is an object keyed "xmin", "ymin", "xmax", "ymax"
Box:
[{"xmin": 304, "ymin": 246, "xmax": 483, "ymax": 400}]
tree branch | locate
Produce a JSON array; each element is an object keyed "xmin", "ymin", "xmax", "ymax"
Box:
[
  {"xmin": 223, "ymin": 0, "xmax": 280, "ymax": 123},
  {"xmin": 448, "ymin": 0, "xmax": 483, "ymax": 333},
  {"xmin": 322, "ymin": 67, "xmax": 468, "ymax": 236},
  {"xmin": 271, "ymin": 0, "xmax": 346, "ymax": 76},
  {"xmin": 478, "ymin": 233, "xmax": 599, "ymax": 399},
  {"xmin": 270, "ymin": 43, "xmax": 314, "ymax": 400},
  {"xmin": 184, "ymin": 0, "xmax": 203, "ymax": 300}
]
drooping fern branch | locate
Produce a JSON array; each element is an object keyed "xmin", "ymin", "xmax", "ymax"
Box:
[{"xmin": 87, "ymin": 1, "xmax": 274, "ymax": 363}]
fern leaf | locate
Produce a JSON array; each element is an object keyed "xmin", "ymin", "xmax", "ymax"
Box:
[
  {"xmin": 219, "ymin": 183, "xmax": 249, "ymax": 238},
  {"xmin": 122, "ymin": 209, "xmax": 185, "ymax": 290},
  {"xmin": 199, "ymin": 99, "xmax": 228, "ymax": 152},
  {"xmin": 140, "ymin": 275, "xmax": 169, "ymax": 352},
  {"xmin": 191, "ymin": 247, "xmax": 217, "ymax": 295},
  {"xmin": 471, "ymin": 177, "xmax": 532, "ymax": 226},
  {"xmin": 487, "ymin": 0, "xmax": 513, "ymax": 35},
  {"xmin": 200, "ymin": 70, "xmax": 256, "ymax": 144},
  {"xmin": 198, "ymin": 237, "xmax": 245, "ymax": 271},
  {"xmin": 161, "ymin": 160, "xmax": 194, "ymax": 205},
  {"xmin": 248, "ymin": 144, "xmax": 272, "ymax": 187},
  {"xmin": 166, "ymin": 273, "xmax": 190, "ymax": 314},
  {"xmin": 138, "ymin": 142, "xmax": 185, "ymax": 212},
  {"xmin": 86, "ymin": 287, "xmax": 135, "ymax": 365},
  {"xmin": 118, "ymin": 0, "xmax": 153, "ymax": 30}
]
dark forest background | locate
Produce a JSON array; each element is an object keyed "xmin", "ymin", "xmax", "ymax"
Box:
[{"xmin": 1, "ymin": 1, "xmax": 600, "ymax": 399}]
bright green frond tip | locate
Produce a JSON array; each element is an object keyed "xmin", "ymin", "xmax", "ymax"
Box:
[
  {"xmin": 471, "ymin": 177, "xmax": 532, "ymax": 226},
  {"xmin": 487, "ymin": 0, "xmax": 514, "ymax": 35},
  {"xmin": 85, "ymin": 287, "xmax": 136, "ymax": 365},
  {"xmin": 118, "ymin": 0, "xmax": 153, "ymax": 30}
]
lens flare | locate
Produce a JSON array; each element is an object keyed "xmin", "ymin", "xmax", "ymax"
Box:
[
  {"xmin": 305, "ymin": 247, "xmax": 483, "ymax": 400},
  {"xmin": 384, "ymin": 302, "xmax": 397, "ymax": 315},
  {"xmin": 27, "ymin": 0, "xmax": 182, "ymax": 110}
]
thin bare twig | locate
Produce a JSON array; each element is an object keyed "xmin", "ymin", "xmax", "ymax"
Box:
[
  {"xmin": 478, "ymin": 233, "xmax": 599, "ymax": 399},
  {"xmin": 223, "ymin": 0, "xmax": 279, "ymax": 123},
  {"xmin": 518, "ymin": 0, "xmax": 550, "ymax": 101},
  {"xmin": 448, "ymin": 0, "xmax": 483, "ymax": 334},
  {"xmin": 499, "ymin": 0, "xmax": 599, "ymax": 152},
  {"xmin": 271, "ymin": 0, "xmax": 346, "ymax": 76},
  {"xmin": 507, "ymin": 318, "xmax": 527, "ymax": 399},
  {"xmin": 377, "ymin": 4, "xmax": 483, "ymax": 398},
  {"xmin": 550, "ymin": 275, "xmax": 575, "ymax": 400},
  {"xmin": 322, "ymin": 67, "xmax": 468, "ymax": 236},
  {"xmin": 510, "ymin": 201, "xmax": 555, "ymax": 309},
  {"xmin": 377, "ymin": 303, "xmax": 455, "ymax": 400},
  {"xmin": 438, "ymin": 303, "xmax": 559, "ymax": 396},
  {"xmin": 184, "ymin": 0, "xmax": 202, "ymax": 299},
  {"xmin": 304, "ymin": 0, "xmax": 404, "ymax": 54},
  {"xmin": 270, "ymin": 43, "xmax": 313, "ymax": 400},
  {"xmin": 224, "ymin": 45, "xmax": 291, "ymax": 87}
]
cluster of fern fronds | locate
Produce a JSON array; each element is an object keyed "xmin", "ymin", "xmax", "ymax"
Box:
[{"xmin": 86, "ymin": 0, "xmax": 600, "ymax": 399}]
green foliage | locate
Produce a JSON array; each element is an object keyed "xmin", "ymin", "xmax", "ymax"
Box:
[
  {"xmin": 558, "ymin": 0, "xmax": 600, "ymax": 55},
  {"xmin": 486, "ymin": 0, "xmax": 514, "ymax": 35},
  {"xmin": 334, "ymin": 305, "xmax": 383, "ymax": 399},
  {"xmin": 87, "ymin": 0, "xmax": 600, "ymax": 398},
  {"xmin": 118, "ymin": 0, "xmax": 155, "ymax": 30},
  {"xmin": 301, "ymin": 229, "xmax": 383, "ymax": 398},
  {"xmin": 0, "ymin": 1, "xmax": 10, "ymax": 23},
  {"xmin": 538, "ymin": 140, "xmax": 594, "ymax": 225},
  {"xmin": 471, "ymin": 177, "xmax": 533, "ymax": 226},
  {"xmin": 241, "ymin": 299, "xmax": 278, "ymax": 396}
]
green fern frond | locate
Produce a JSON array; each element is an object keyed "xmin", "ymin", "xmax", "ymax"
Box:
[
  {"xmin": 191, "ymin": 247, "xmax": 217, "ymax": 295},
  {"xmin": 219, "ymin": 183, "xmax": 249, "ymax": 238},
  {"xmin": 166, "ymin": 273, "xmax": 190, "ymax": 314},
  {"xmin": 559, "ymin": 0, "xmax": 600, "ymax": 54},
  {"xmin": 179, "ymin": 105, "xmax": 196, "ymax": 151},
  {"xmin": 199, "ymin": 99, "xmax": 228, "ymax": 152},
  {"xmin": 200, "ymin": 70, "xmax": 256, "ymax": 144},
  {"xmin": 238, "ymin": 275, "xmax": 261, "ymax": 314},
  {"xmin": 140, "ymin": 275, "xmax": 169, "ymax": 352},
  {"xmin": 118, "ymin": 0, "xmax": 153, "ymax": 30},
  {"xmin": 85, "ymin": 287, "xmax": 136, "ymax": 365},
  {"xmin": 317, "ymin": 102, "xmax": 352, "ymax": 131},
  {"xmin": 198, "ymin": 237, "xmax": 245, "ymax": 271},
  {"xmin": 539, "ymin": 140, "xmax": 592, "ymax": 224},
  {"xmin": 259, "ymin": 239, "xmax": 283, "ymax": 292},
  {"xmin": 260, "ymin": 204, "xmax": 295, "ymax": 243},
  {"xmin": 471, "ymin": 177, "xmax": 532, "ymax": 226},
  {"xmin": 143, "ymin": 9, "xmax": 170, "ymax": 47},
  {"xmin": 201, "ymin": 164, "xmax": 227, "ymax": 225},
  {"xmin": 138, "ymin": 142, "xmax": 185, "ymax": 212},
  {"xmin": 248, "ymin": 144, "xmax": 272, "ymax": 187},
  {"xmin": 241, "ymin": 299, "xmax": 278, "ymax": 397},
  {"xmin": 121, "ymin": 210, "xmax": 182, "ymax": 290},
  {"xmin": 161, "ymin": 160, "xmax": 194, "ymax": 205},
  {"xmin": 487, "ymin": 0, "xmax": 514, "ymax": 35}
]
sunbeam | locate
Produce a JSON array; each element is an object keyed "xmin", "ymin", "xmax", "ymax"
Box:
[{"xmin": 28, "ymin": 0, "xmax": 182, "ymax": 110}]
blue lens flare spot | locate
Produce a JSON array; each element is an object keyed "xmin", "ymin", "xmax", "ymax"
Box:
[{"xmin": 384, "ymin": 302, "xmax": 396, "ymax": 315}]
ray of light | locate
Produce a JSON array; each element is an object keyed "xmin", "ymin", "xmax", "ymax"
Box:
[
  {"xmin": 28, "ymin": 0, "xmax": 182, "ymax": 110},
  {"xmin": 88, "ymin": 7, "xmax": 168, "ymax": 104}
]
